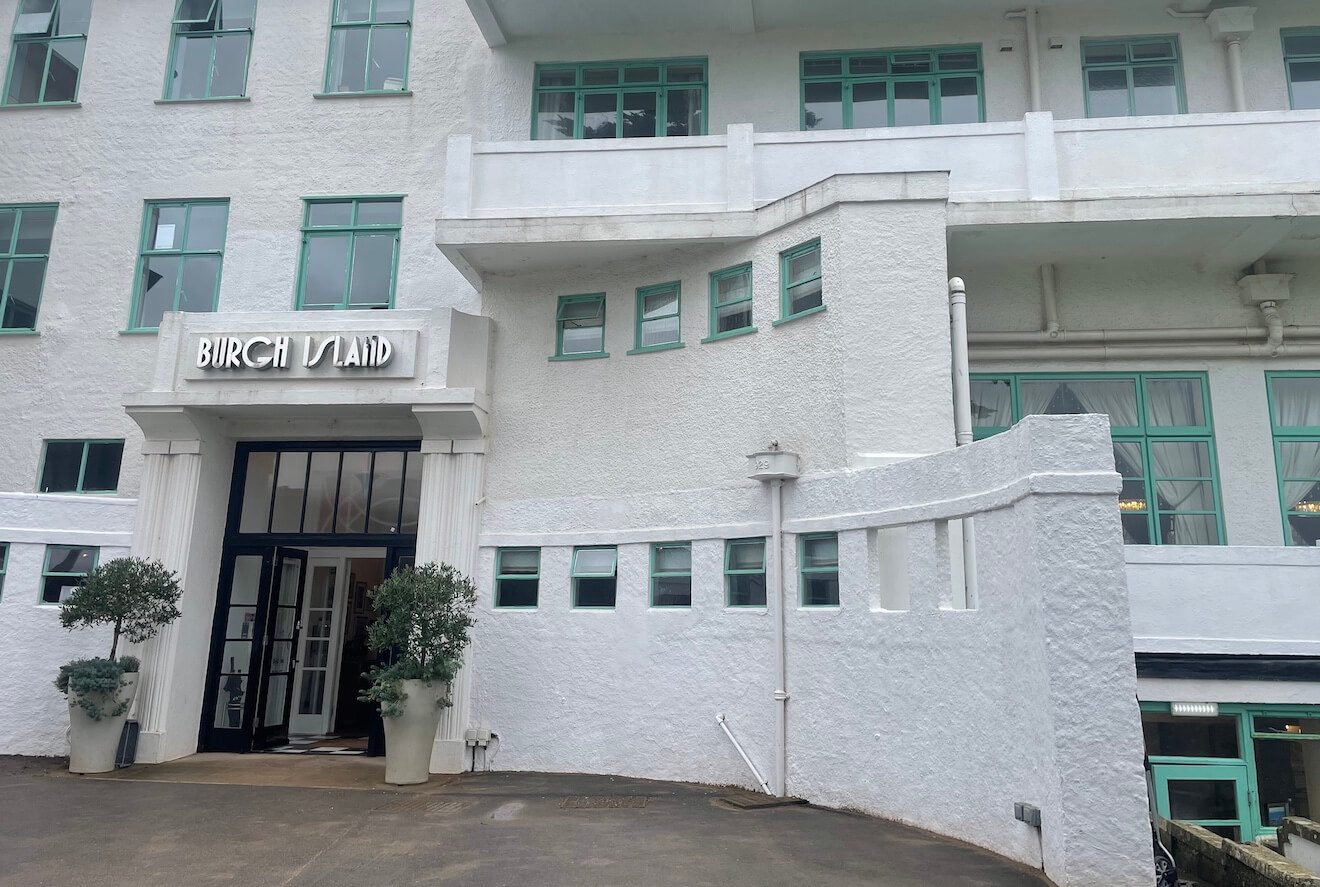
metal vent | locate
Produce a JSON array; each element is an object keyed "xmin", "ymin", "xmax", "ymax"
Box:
[
  {"xmin": 373, "ymin": 796, "xmax": 467, "ymax": 815},
  {"xmin": 559, "ymin": 795, "xmax": 649, "ymax": 809}
]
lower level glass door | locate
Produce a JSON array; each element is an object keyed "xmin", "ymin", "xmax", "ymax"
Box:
[
  {"xmin": 252, "ymin": 548, "xmax": 308, "ymax": 749},
  {"xmin": 1152, "ymin": 762, "xmax": 1252, "ymax": 840}
]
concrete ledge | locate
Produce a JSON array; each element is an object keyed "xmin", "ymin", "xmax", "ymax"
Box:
[
  {"xmin": 1281, "ymin": 818, "xmax": 1320, "ymax": 876},
  {"xmin": 1161, "ymin": 819, "xmax": 1320, "ymax": 887}
]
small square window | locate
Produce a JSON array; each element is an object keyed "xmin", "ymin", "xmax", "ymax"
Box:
[
  {"xmin": 779, "ymin": 240, "xmax": 823, "ymax": 321},
  {"xmin": 725, "ymin": 538, "xmax": 766, "ymax": 607},
  {"xmin": 651, "ymin": 542, "xmax": 691, "ymax": 607},
  {"xmin": 41, "ymin": 544, "xmax": 97, "ymax": 604},
  {"xmin": 707, "ymin": 263, "xmax": 754, "ymax": 339},
  {"xmin": 572, "ymin": 546, "xmax": 617, "ymax": 608},
  {"xmin": 495, "ymin": 548, "xmax": 539, "ymax": 608},
  {"xmin": 633, "ymin": 282, "xmax": 681, "ymax": 352},
  {"xmin": 554, "ymin": 294, "xmax": 607, "ymax": 359},
  {"xmin": 800, "ymin": 533, "xmax": 840, "ymax": 606},
  {"xmin": 40, "ymin": 440, "xmax": 124, "ymax": 493}
]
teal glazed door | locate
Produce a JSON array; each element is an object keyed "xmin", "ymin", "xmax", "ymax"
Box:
[
  {"xmin": 1153, "ymin": 762, "xmax": 1251, "ymax": 840},
  {"xmin": 252, "ymin": 548, "xmax": 308, "ymax": 749}
]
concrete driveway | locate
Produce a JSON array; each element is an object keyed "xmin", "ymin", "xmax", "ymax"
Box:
[{"xmin": 0, "ymin": 756, "xmax": 1051, "ymax": 886}]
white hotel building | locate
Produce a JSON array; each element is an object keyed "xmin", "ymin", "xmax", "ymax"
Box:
[{"xmin": 3, "ymin": 0, "xmax": 1320, "ymax": 883}]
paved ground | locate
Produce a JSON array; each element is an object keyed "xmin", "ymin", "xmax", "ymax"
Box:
[{"xmin": 0, "ymin": 755, "xmax": 1052, "ymax": 887}]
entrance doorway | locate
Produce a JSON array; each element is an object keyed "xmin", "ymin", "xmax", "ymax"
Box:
[{"xmin": 200, "ymin": 442, "xmax": 421, "ymax": 754}]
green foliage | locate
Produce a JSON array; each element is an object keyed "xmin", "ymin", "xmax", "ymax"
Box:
[
  {"xmin": 54, "ymin": 658, "xmax": 131, "ymax": 721},
  {"xmin": 118, "ymin": 655, "xmax": 140, "ymax": 673},
  {"xmin": 358, "ymin": 562, "xmax": 476, "ymax": 718},
  {"xmin": 59, "ymin": 557, "xmax": 183, "ymax": 659}
]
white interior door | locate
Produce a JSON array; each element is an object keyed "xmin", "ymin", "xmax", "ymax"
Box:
[{"xmin": 289, "ymin": 558, "xmax": 348, "ymax": 736}]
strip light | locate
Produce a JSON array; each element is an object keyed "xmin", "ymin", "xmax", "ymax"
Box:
[{"xmin": 1170, "ymin": 701, "xmax": 1219, "ymax": 717}]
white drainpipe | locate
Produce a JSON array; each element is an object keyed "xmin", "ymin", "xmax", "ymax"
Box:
[
  {"xmin": 1005, "ymin": 8, "xmax": 1043, "ymax": 112},
  {"xmin": 1226, "ymin": 38, "xmax": 1247, "ymax": 112},
  {"xmin": 1040, "ymin": 263, "xmax": 1060, "ymax": 336},
  {"xmin": 949, "ymin": 278, "xmax": 978, "ymax": 607}
]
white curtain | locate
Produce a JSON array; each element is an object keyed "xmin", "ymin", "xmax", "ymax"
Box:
[
  {"xmin": 1143, "ymin": 380, "xmax": 1215, "ymax": 544},
  {"xmin": 1275, "ymin": 380, "xmax": 1320, "ymax": 517},
  {"xmin": 970, "ymin": 379, "xmax": 1013, "ymax": 428}
]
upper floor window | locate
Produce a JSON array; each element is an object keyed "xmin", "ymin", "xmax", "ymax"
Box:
[
  {"xmin": 131, "ymin": 200, "xmax": 229, "ymax": 330},
  {"xmin": 40, "ymin": 439, "xmax": 124, "ymax": 493},
  {"xmin": 0, "ymin": 203, "xmax": 56, "ymax": 331},
  {"xmin": 323, "ymin": 0, "xmax": 411, "ymax": 95},
  {"xmin": 4, "ymin": 0, "xmax": 90, "ymax": 106},
  {"xmin": 801, "ymin": 46, "xmax": 982, "ymax": 130},
  {"xmin": 1267, "ymin": 373, "xmax": 1320, "ymax": 545},
  {"xmin": 1081, "ymin": 37, "xmax": 1184, "ymax": 118},
  {"xmin": 971, "ymin": 373, "xmax": 1223, "ymax": 545},
  {"xmin": 553, "ymin": 293, "xmax": 607, "ymax": 360},
  {"xmin": 40, "ymin": 544, "xmax": 96, "ymax": 604},
  {"xmin": 1283, "ymin": 29, "xmax": 1320, "ymax": 110},
  {"xmin": 533, "ymin": 58, "xmax": 707, "ymax": 140},
  {"xmin": 297, "ymin": 197, "xmax": 401, "ymax": 310},
  {"xmin": 165, "ymin": 0, "xmax": 256, "ymax": 100},
  {"xmin": 495, "ymin": 547, "xmax": 539, "ymax": 608},
  {"xmin": 707, "ymin": 263, "xmax": 754, "ymax": 341},
  {"xmin": 632, "ymin": 282, "xmax": 682, "ymax": 354}
]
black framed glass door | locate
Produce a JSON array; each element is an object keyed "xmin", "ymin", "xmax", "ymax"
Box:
[{"xmin": 252, "ymin": 548, "xmax": 307, "ymax": 749}]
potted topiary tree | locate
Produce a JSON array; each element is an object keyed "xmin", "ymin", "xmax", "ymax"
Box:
[
  {"xmin": 55, "ymin": 557, "xmax": 183, "ymax": 774},
  {"xmin": 359, "ymin": 562, "xmax": 476, "ymax": 785}
]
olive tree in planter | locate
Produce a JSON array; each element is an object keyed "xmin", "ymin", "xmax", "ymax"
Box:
[
  {"xmin": 55, "ymin": 557, "xmax": 182, "ymax": 774},
  {"xmin": 359, "ymin": 562, "xmax": 476, "ymax": 786}
]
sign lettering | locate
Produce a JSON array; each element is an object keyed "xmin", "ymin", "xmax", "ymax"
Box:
[{"xmin": 195, "ymin": 335, "xmax": 393, "ymax": 371}]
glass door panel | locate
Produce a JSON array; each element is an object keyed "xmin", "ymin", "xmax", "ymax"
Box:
[
  {"xmin": 1153, "ymin": 762, "xmax": 1250, "ymax": 840},
  {"xmin": 210, "ymin": 553, "xmax": 265, "ymax": 736},
  {"xmin": 252, "ymin": 548, "xmax": 307, "ymax": 749},
  {"xmin": 291, "ymin": 562, "xmax": 339, "ymax": 736}
]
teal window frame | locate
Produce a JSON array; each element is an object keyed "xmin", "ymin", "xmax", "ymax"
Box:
[
  {"xmin": 40, "ymin": 543, "xmax": 98, "ymax": 605},
  {"xmin": 799, "ymin": 532, "xmax": 840, "ymax": 607},
  {"xmin": 162, "ymin": 0, "xmax": 256, "ymax": 101},
  {"xmin": 39, "ymin": 439, "xmax": 125, "ymax": 494},
  {"xmin": 494, "ymin": 547, "xmax": 540, "ymax": 609},
  {"xmin": 570, "ymin": 545, "xmax": 617, "ymax": 609},
  {"xmin": 3, "ymin": 0, "xmax": 90, "ymax": 107},
  {"xmin": 1282, "ymin": 28, "xmax": 1320, "ymax": 111},
  {"xmin": 0, "ymin": 541, "xmax": 7, "ymax": 600},
  {"xmin": 1080, "ymin": 36, "xmax": 1186, "ymax": 118},
  {"xmin": 971, "ymin": 372, "xmax": 1224, "ymax": 545},
  {"xmin": 0, "ymin": 203, "xmax": 57, "ymax": 332},
  {"xmin": 531, "ymin": 57, "xmax": 708, "ymax": 140},
  {"xmin": 129, "ymin": 199, "xmax": 229, "ymax": 331},
  {"xmin": 650, "ymin": 542, "xmax": 692, "ymax": 608},
  {"xmin": 296, "ymin": 196, "xmax": 402, "ymax": 310},
  {"xmin": 630, "ymin": 281, "xmax": 683, "ymax": 355},
  {"xmin": 799, "ymin": 45, "xmax": 984, "ymax": 130},
  {"xmin": 704, "ymin": 262, "xmax": 755, "ymax": 342},
  {"xmin": 1265, "ymin": 372, "xmax": 1320, "ymax": 545},
  {"xmin": 552, "ymin": 293, "xmax": 608, "ymax": 360},
  {"xmin": 724, "ymin": 537, "xmax": 767, "ymax": 608},
  {"xmin": 321, "ymin": 0, "xmax": 413, "ymax": 96},
  {"xmin": 776, "ymin": 239, "xmax": 824, "ymax": 324}
]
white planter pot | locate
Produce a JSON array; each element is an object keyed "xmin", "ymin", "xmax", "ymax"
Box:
[
  {"xmin": 68, "ymin": 671, "xmax": 137, "ymax": 775},
  {"xmin": 382, "ymin": 679, "xmax": 446, "ymax": 786}
]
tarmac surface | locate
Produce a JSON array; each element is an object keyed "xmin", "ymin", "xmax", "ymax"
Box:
[{"xmin": 0, "ymin": 754, "xmax": 1053, "ymax": 886}]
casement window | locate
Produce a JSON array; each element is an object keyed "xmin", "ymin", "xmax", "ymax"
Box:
[
  {"xmin": 571, "ymin": 546, "xmax": 617, "ymax": 608},
  {"xmin": 706, "ymin": 263, "xmax": 754, "ymax": 341},
  {"xmin": 800, "ymin": 46, "xmax": 982, "ymax": 130},
  {"xmin": 40, "ymin": 544, "xmax": 97, "ymax": 604},
  {"xmin": 779, "ymin": 240, "xmax": 823, "ymax": 322},
  {"xmin": 131, "ymin": 200, "xmax": 229, "ymax": 330},
  {"xmin": 1283, "ymin": 29, "xmax": 1320, "ymax": 110},
  {"xmin": 800, "ymin": 533, "xmax": 840, "ymax": 606},
  {"xmin": 632, "ymin": 282, "xmax": 682, "ymax": 354},
  {"xmin": 0, "ymin": 204, "xmax": 56, "ymax": 331},
  {"xmin": 650, "ymin": 542, "xmax": 691, "ymax": 607},
  {"xmin": 553, "ymin": 294, "xmax": 607, "ymax": 359},
  {"xmin": 323, "ymin": 0, "xmax": 412, "ymax": 95},
  {"xmin": 495, "ymin": 547, "xmax": 540, "ymax": 608},
  {"xmin": 1081, "ymin": 37, "xmax": 1185, "ymax": 118},
  {"xmin": 164, "ymin": 1, "xmax": 255, "ymax": 100},
  {"xmin": 40, "ymin": 440, "xmax": 124, "ymax": 494},
  {"xmin": 4, "ymin": 0, "xmax": 90, "ymax": 106},
  {"xmin": 0, "ymin": 542, "xmax": 7, "ymax": 600},
  {"xmin": 971, "ymin": 373, "xmax": 1223, "ymax": 545},
  {"xmin": 1266, "ymin": 373, "xmax": 1320, "ymax": 545},
  {"xmin": 725, "ymin": 538, "xmax": 766, "ymax": 607},
  {"xmin": 297, "ymin": 197, "xmax": 401, "ymax": 310},
  {"xmin": 532, "ymin": 58, "xmax": 707, "ymax": 140}
]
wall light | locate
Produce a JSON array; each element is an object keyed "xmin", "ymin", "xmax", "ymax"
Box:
[{"xmin": 1170, "ymin": 701, "xmax": 1219, "ymax": 717}]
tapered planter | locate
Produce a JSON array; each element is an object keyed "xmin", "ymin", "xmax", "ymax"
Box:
[
  {"xmin": 68, "ymin": 671, "xmax": 137, "ymax": 774},
  {"xmin": 382, "ymin": 679, "xmax": 446, "ymax": 786}
]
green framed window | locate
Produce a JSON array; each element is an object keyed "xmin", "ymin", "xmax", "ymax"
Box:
[
  {"xmin": 164, "ymin": 0, "xmax": 256, "ymax": 101},
  {"xmin": 1283, "ymin": 29, "xmax": 1320, "ymax": 110},
  {"xmin": 571, "ymin": 546, "xmax": 616, "ymax": 608},
  {"xmin": 3, "ymin": 0, "xmax": 90, "ymax": 106},
  {"xmin": 651, "ymin": 542, "xmax": 691, "ymax": 607},
  {"xmin": 779, "ymin": 240, "xmax": 823, "ymax": 322},
  {"xmin": 800, "ymin": 46, "xmax": 982, "ymax": 130},
  {"xmin": 631, "ymin": 282, "xmax": 682, "ymax": 354},
  {"xmin": 799, "ymin": 533, "xmax": 839, "ymax": 606},
  {"xmin": 494, "ymin": 547, "xmax": 539, "ymax": 608},
  {"xmin": 40, "ymin": 439, "xmax": 124, "ymax": 494},
  {"xmin": 323, "ymin": 0, "xmax": 411, "ymax": 94},
  {"xmin": 1081, "ymin": 36, "xmax": 1185, "ymax": 118},
  {"xmin": 706, "ymin": 263, "xmax": 754, "ymax": 341},
  {"xmin": 1265, "ymin": 373, "xmax": 1320, "ymax": 545},
  {"xmin": 725, "ymin": 538, "xmax": 766, "ymax": 607},
  {"xmin": 297, "ymin": 197, "xmax": 401, "ymax": 310},
  {"xmin": 532, "ymin": 58, "xmax": 707, "ymax": 140},
  {"xmin": 40, "ymin": 544, "xmax": 97, "ymax": 604},
  {"xmin": 131, "ymin": 200, "xmax": 229, "ymax": 330},
  {"xmin": 0, "ymin": 203, "xmax": 56, "ymax": 331},
  {"xmin": 971, "ymin": 373, "xmax": 1223, "ymax": 545},
  {"xmin": 0, "ymin": 542, "xmax": 7, "ymax": 600},
  {"xmin": 553, "ymin": 294, "xmax": 607, "ymax": 360}
]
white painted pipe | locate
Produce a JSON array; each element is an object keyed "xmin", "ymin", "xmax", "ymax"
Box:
[
  {"xmin": 1040, "ymin": 263, "xmax": 1059, "ymax": 335},
  {"xmin": 949, "ymin": 278, "xmax": 978, "ymax": 607},
  {"xmin": 770, "ymin": 476, "xmax": 787, "ymax": 798},
  {"xmin": 969, "ymin": 326, "xmax": 1320, "ymax": 345},
  {"xmin": 1004, "ymin": 9, "xmax": 1043, "ymax": 112},
  {"xmin": 1226, "ymin": 39, "xmax": 1247, "ymax": 112},
  {"xmin": 716, "ymin": 713, "xmax": 772, "ymax": 795},
  {"xmin": 971, "ymin": 342, "xmax": 1320, "ymax": 361}
]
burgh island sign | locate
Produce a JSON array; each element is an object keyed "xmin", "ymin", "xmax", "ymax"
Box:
[{"xmin": 196, "ymin": 334, "xmax": 395, "ymax": 371}]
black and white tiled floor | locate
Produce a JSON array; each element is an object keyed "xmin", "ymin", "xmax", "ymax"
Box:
[{"xmin": 266, "ymin": 736, "xmax": 367, "ymax": 756}]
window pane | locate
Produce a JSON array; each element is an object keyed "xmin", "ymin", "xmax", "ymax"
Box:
[
  {"xmin": 334, "ymin": 0, "xmax": 371, "ymax": 23},
  {"xmin": 1289, "ymin": 61, "xmax": 1320, "ymax": 109},
  {"xmin": 1122, "ymin": 512, "xmax": 1152, "ymax": 544},
  {"xmin": 582, "ymin": 66, "xmax": 618, "ymax": 86},
  {"xmin": 148, "ymin": 205, "xmax": 187, "ymax": 250},
  {"xmin": 893, "ymin": 79, "xmax": 931, "ymax": 126},
  {"xmin": 216, "ymin": 0, "xmax": 256, "ymax": 29},
  {"xmin": 336, "ymin": 451, "xmax": 371, "ymax": 533},
  {"xmin": 238, "ymin": 452, "xmax": 276, "ymax": 532},
  {"xmin": 803, "ymin": 574, "xmax": 840, "ymax": 606},
  {"xmin": 575, "ymin": 577, "xmax": 616, "ymax": 607},
  {"xmin": 302, "ymin": 235, "xmax": 350, "ymax": 308},
  {"xmin": 1114, "ymin": 441, "xmax": 1145, "ymax": 478},
  {"xmin": 939, "ymin": 51, "xmax": 979, "ymax": 71},
  {"xmin": 561, "ymin": 318, "xmax": 603, "ymax": 354},
  {"xmin": 715, "ymin": 269, "xmax": 750, "ymax": 304},
  {"xmin": 654, "ymin": 544, "xmax": 690, "ymax": 572},
  {"xmin": 716, "ymin": 301, "xmax": 751, "ymax": 333},
  {"xmin": 560, "ymin": 298, "xmax": 602, "ymax": 320},
  {"xmin": 1168, "ymin": 780, "xmax": 1238, "ymax": 822},
  {"xmin": 48, "ymin": 545, "xmax": 95, "ymax": 574},
  {"xmin": 16, "ymin": 207, "xmax": 55, "ymax": 253},
  {"xmin": 641, "ymin": 315, "xmax": 679, "ymax": 347},
  {"xmin": 892, "ymin": 53, "xmax": 932, "ymax": 74},
  {"xmin": 852, "ymin": 80, "xmax": 888, "ymax": 128},
  {"xmin": 137, "ymin": 256, "xmax": 181, "ymax": 328},
  {"xmin": 367, "ymin": 451, "xmax": 404, "ymax": 533},
  {"xmin": 624, "ymin": 65, "xmax": 659, "ymax": 83},
  {"xmin": 375, "ymin": 0, "xmax": 410, "ymax": 23},
  {"xmin": 366, "ymin": 26, "xmax": 408, "ymax": 90},
  {"xmin": 787, "ymin": 247, "xmax": 820, "ymax": 284},
  {"xmin": 185, "ymin": 203, "xmax": 228, "ymax": 251},
  {"xmin": 802, "ymin": 58, "xmax": 842, "ymax": 77},
  {"xmin": 803, "ymin": 81, "xmax": 843, "ymax": 130},
  {"xmin": 41, "ymin": 441, "xmax": 83, "ymax": 492},
  {"xmin": 169, "ymin": 34, "xmax": 212, "ymax": 99},
  {"xmin": 536, "ymin": 91, "xmax": 575, "ymax": 139},
  {"xmin": 348, "ymin": 234, "xmax": 395, "ymax": 307},
  {"xmin": 497, "ymin": 578, "xmax": 538, "ymax": 607},
  {"xmin": 6, "ymin": 42, "xmax": 48, "ymax": 104},
  {"xmin": 307, "ymin": 202, "xmax": 353, "ymax": 227},
  {"xmin": 665, "ymin": 87, "xmax": 702, "ymax": 136},
  {"xmin": 1151, "ymin": 440, "xmax": 1212, "ymax": 478},
  {"xmin": 849, "ymin": 55, "xmax": 888, "ymax": 75},
  {"xmin": 1084, "ymin": 43, "xmax": 1128, "ymax": 64},
  {"xmin": 1131, "ymin": 40, "xmax": 1175, "ymax": 61},
  {"xmin": 574, "ymin": 547, "xmax": 616, "ymax": 575},
  {"xmin": 803, "ymin": 535, "xmax": 838, "ymax": 569},
  {"xmin": 622, "ymin": 91, "xmax": 657, "ymax": 138},
  {"xmin": 1285, "ymin": 34, "xmax": 1320, "ymax": 57},
  {"xmin": 210, "ymin": 32, "xmax": 250, "ymax": 97},
  {"xmin": 400, "ymin": 450, "xmax": 420, "ymax": 533},
  {"xmin": 54, "ymin": 0, "xmax": 90, "ymax": 33},
  {"xmin": 15, "ymin": 1, "xmax": 54, "ymax": 36},
  {"xmin": 582, "ymin": 92, "xmax": 618, "ymax": 139},
  {"xmin": 1133, "ymin": 65, "xmax": 1179, "ymax": 116},
  {"xmin": 641, "ymin": 289, "xmax": 677, "ymax": 319},
  {"xmin": 653, "ymin": 576, "xmax": 691, "ymax": 607},
  {"xmin": 499, "ymin": 549, "xmax": 539, "ymax": 574},
  {"xmin": 356, "ymin": 200, "xmax": 402, "ymax": 226},
  {"xmin": 3, "ymin": 259, "xmax": 45, "ymax": 329},
  {"xmin": 270, "ymin": 451, "xmax": 308, "ymax": 533},
  {"xmin": 970, "ymin": 379, "xmax": 1013, "ymax": 428},
  {"xmin": 0, "ymin": 211, "xmax": 14, "ymax": 249},
  {"xmin": 1147, "ymin": 378, "xmax": 1204, "ymax": 427},
  {"xmin": 538, "ymin": 69, "xmax": 574, "ymax": 87},
  {"xmin": 1019, "ymin": 379, "xmax": 1139, "ymax": 426},
  {"xmin": 43, "ymin": 38, "xmax": 84, "ymax": 103},
  {"xmin": 1164, "ymin": 513, "xmax": 1219, "ymax": 546},
  {"xmin": 1285, "ymin": 513, "xmax": 1320, "ymax": 546},
  {"xmin": 788, "ymin": 279, "xmax": 822, "ymax": 315},
  {"xmin": 728, "ymin": 573, "xmax": 766, "ymax": 606},
  {"xmin": 327, "ymin": 27, "xmax": 369, "ymax": 92},
  {"xmin": 665, "ymin": 63, "xmax": 704, "ymax": 83},
  {"xmin": 82, "ymin": 442, "xmax": 123, "ymax": 492},
  {"xmin": 304, "ymin": 451, "xmax": 340, "ymax": 533},
  {"xmin": 940, "ymin": 76, "xmax": 980, "ymax": 124},
  {"xmin": 728, "ymin": 540, "xmax": 764, "ymax": 571},
  {"xmin": 1156, "ymin": 478, "xmax": 1215, "ymax": 511},
  {"xmin": 1087, "ymin": 69, "xmax": 1130, "ymax": 117},
  {"xmin": 179, "ymin": 255, "xmax": 221, "ymax": 313}
]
